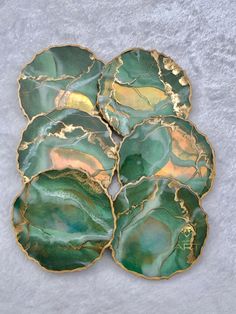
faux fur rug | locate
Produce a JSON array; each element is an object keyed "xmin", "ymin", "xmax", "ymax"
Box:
[{"xmin": 0, "ymin": 1, "xmax": 235, "ymax": 313}]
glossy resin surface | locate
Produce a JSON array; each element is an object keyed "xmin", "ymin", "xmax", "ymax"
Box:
[
  {"xmin": 112, "ymin": 176, "xmax": 207, "ymax": 279},
  {"xmin": 98, "ymin": 48, "xmax": 191, "ymax": 136},
  {"xmin": 19, "ymin": 45, "xmax": 104, "ymax": 119},
  {"xmin": 12, "ymin": 169, "xmax": 115, "ymax": 272},
  {"xmin": 119, "ymin": 116, "xmax": 215, "ymax": 197},
  {"xmin": 18, "ymin": 108, "xmax": 117, "ymax": 188}
]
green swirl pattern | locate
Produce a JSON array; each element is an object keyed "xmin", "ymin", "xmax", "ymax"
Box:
[
  {"xmin": 12, "ymin": 169, "xmax": 115, "ymax": 271},
  {"xmin": 19, "ymin": 45, "xmax": 104, "ymax": 119},
  {"xmin": 98, "ymin": 48, "xmax": 191, "ymax": 136},
  {"xmin": 112, "ymin": 176, "xmax": 207, "ymax": 279}
]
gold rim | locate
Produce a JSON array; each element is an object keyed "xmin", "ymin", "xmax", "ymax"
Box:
[
  {"xmin": 116, "ymin": 115, "xmax": 216, "ymax": 199},
  {"xmin": 110, "ymin": 174, "xmax": 209, "ymax": 280},
  {"xmin": 11, "ymin": 168, "xmax": 117, "ymax": 274},
  {"xmin": 97, "ymin": 47, "xmax": 193, "ymax": 136},
  {"xmin": 16, "ymin": 107, "xmax": 119, "ymax": 190},
  {"xmin": 17, "ymin": 43, "xmax": 105, "ymax": 121}
]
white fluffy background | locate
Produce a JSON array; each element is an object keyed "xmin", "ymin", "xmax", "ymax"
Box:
[{"xmin": 0, "ymin": 1, "xmax": 235, "ymax": 313}]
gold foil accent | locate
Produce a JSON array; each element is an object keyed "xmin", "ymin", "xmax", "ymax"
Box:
[
  {"xmin": 55, "ymin": 90, "xmax": 94, "ymax": 113},
  {"xmin": 113, "ymin": 83, "xmax": 167, "ymax": 111}
]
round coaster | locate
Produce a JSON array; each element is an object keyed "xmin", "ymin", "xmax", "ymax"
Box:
[
  {"xmin": 17, "ymin": 108, "xmax": 117, "ymax": 188},
  {"xmin": 111, "ymin": 176, "xmax": 207, "ymax": 279},
  {"xmin": 12, "ymin": 169, "xmax": 115, "ymax": 272},
  {"xmin": 118, "ymin": 116, "xmax": 215, "ymax": 198},
  {"xmin": 18, "ymin": 45, "xmax": 104, "ymax": 119},
  {"xmin": 98, "ymin": 48, "xmax": 191, "ymax": 136}
]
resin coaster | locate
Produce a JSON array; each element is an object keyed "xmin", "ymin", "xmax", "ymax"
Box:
[
  {"xmin": 98, "ymin": 48, "xmax": 191, "ymax": 136},
  {"xmin": 13, "ymin": 44, "xmax": 215, "ymax": 279},
  {"xmin": 111, "ymin": 176, "xmax": 207, "ymax": 279},
  {"xmin": 17, "ymin": 108, "xmax": 117, "ymax": 188},
  {"xmin": 12, "ymin": 169, "xmax": 115, "ymax": 272},
  {"xmin": 118, "ymin": 116, "xmax": 215, "ymax": 197},
  {"xmin": 19, "ymin": 45, "xmax": 104, "ymax": 119}
]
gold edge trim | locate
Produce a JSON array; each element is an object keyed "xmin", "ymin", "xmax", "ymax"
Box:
[
  {"xmin": 96, "ymin": 47, "xmax": 193, "ymax": 136},
  {"xmin": 110, "ymin": 174, "xmax": 209, "ymax": 280},
  {"xmin": 16, "ymin": 107, "xmax": 119, "ymax": 189},
  {"xmin": 11, "ymin": 168, "xmax": 117, "ymax": 274},
  {"xmin": 17, "ymin": 43, "xmax": 105, "ymax": 121},
  {"xmin": 116, "ymin": 115, "xmax": 216, "ymax": 199}
]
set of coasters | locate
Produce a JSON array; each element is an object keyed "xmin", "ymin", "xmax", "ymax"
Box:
[{"xmin": 12, "ymin": 45, "xmax": 215, "ymax": 279}]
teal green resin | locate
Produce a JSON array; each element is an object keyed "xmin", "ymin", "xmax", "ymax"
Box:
[
  {"xmin": 112, "ymin": 177, "xmax": 207, "ymax": 279},
  {"xmin": 18, "ymin": 108, "xmax": 117, "ymax": 188},
  {"xmin": 119, "ymin": 116, "xmax": 215, "ymax": 197},
  {"xmin": 13, "ymin": 169, "xmax": 114, "ymax": 271},
  {"xmin": 98, "ymin": 48, "xmax": 191, "ymax": 136},
  {"xmin": 19, "ymin": 45, "xmax": 104, "ymax": 119}
]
